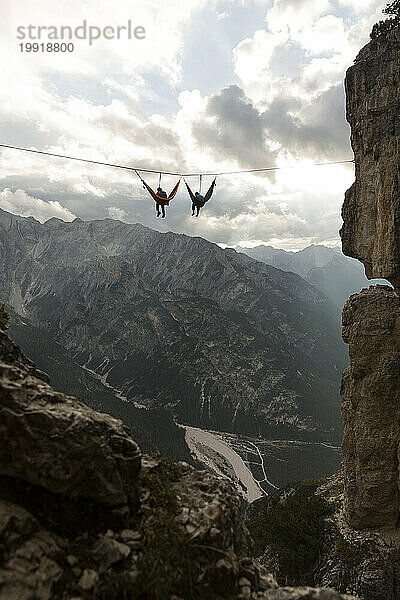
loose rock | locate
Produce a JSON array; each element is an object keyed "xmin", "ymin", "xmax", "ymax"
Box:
[
  {"xmin": 78, "ymin": 569, "xmax": 99, "ymax": 591},
  {"xmin": 91, "ymin": 535, "xmax": 131, "ymax": 572}
]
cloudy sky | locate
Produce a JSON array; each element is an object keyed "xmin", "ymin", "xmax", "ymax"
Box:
[{"xmin": 0, "ymin": 0, "xmax": 386, "ymax": 250}]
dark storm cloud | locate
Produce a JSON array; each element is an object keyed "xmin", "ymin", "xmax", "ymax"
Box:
[
  {"xmin": 191, "ymin": 85, "xmax": 278, "ymax": 169},
  {"xmin": 262, "ymin": 84, "xmax": 351, "ymax": 160},
  {"xmin": 191, "ymin": 83, "xmax": 351, "ymax": 172}
]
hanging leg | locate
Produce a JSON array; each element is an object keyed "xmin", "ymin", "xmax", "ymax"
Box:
[
  {"xmin": 156, "ymin": 204, "xmax": 161, "ymax": 217},
  {"xmin": 161, "ymin": 204, "xmax": 166, "ymax": 218},
  {"xmin": 192, "ymin": 203, "xmax": 195, "ymax": 216},
  {"xmin": 196, "ymin": 206, "xmax": 200, "ymax": 217}
]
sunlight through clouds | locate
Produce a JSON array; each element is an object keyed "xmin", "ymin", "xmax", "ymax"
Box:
[{"xmin": 0, "ymin": 0, "xmax": 388, "ymax": 249}]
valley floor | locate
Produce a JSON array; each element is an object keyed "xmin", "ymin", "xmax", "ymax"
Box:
[{"xmin": 183, "ymin": 426, "xmax": 342, "ymax": 500}]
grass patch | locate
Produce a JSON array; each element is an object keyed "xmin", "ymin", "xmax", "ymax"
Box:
[{"xmin": 246, "ymin": 478, "xmax": 334, "ymax": 586}]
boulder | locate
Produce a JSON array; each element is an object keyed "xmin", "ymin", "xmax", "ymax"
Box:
[{"xmin": 0, "ymin": 327, "xmax": 141, "ymax": 509}]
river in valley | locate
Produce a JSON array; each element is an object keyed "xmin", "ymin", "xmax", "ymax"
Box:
[{"xmin": 184, "ymin": 426, "xmax": 341, "ymax": 502}]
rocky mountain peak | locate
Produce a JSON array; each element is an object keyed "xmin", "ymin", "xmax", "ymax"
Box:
[{"xmin": 0, "ymin": 207, "xmax": 346, "ymax": 442}]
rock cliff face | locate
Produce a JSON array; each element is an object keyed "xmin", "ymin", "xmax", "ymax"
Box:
[
  {"xmin": 340, "ymin": 26, "xmax": 400, "ymax": 530},
  {"xmin": 0, "ymin": 322, "xmax": 355, "ymax": 599},
  {"xmin": 341, "ymin": 286, "xmax": 400, "ymax": 528},
  {"xmin": 0, "ymin": 326, "xmax": 141, "ymax": 510},
  {"xmin": 341, "ymin": 26, "xmax": 400, "ymax": 289}
]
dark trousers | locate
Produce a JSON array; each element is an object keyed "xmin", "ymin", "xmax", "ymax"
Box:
[
  {"xmin": 192, "ymin": 203, "xmax": 200, "ymax": 216},
  {"xmin": 156, "ymin": 204, "xmax": 166, "ymax": 217}
]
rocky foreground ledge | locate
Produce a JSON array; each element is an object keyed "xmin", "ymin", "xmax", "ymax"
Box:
[{"xmin": 0, "ymin": 324, "xmax": 356, "ymax": 599}]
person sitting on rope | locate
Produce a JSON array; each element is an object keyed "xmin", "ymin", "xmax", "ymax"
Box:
[
  {"xmin": 135, "ymin": 171, "xmax": 181, "ymax": 219},
  {"xmin": 156, "ymin": 186, "xmax": 168, "ymax": 218},
  {"xmin": 185, "ymin": 178, "xmax": 216, "ymax": 217}
]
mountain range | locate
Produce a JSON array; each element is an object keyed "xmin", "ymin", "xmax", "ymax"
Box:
[
  {"xmin": 0, "ymin": 208, "xmax": 347, "ymax": 441},
  {"xmin": 237, "ymin": 244, "xmax": 386, "ymax": 308}
]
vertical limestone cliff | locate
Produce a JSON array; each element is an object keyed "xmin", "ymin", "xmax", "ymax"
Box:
[
  {"xmin": 341, "ymin": 286, "xmax": 400, "ymax": 528},
  {"xmin": 341, "ymin": 26, "xmax": 400, "ymax": 288},
  {"xmin": 340, "ymin": 26, "xmax": 400, "ymax": 530}
]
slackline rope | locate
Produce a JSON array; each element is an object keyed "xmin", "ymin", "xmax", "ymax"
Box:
[{"xmin": 0, "ymin": 143, "xmax": 355, "ymax": 178}]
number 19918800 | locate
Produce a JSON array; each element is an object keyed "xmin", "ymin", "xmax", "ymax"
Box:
[{"xmin": 19, "ymin": 43, "xmax": 74, "ymax": 52}]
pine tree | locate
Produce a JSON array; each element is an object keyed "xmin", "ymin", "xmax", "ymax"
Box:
[
  {"xmin": 371, "ymin": 1, "xmax": 400, "ymax": 38},
  {"xmin": 383, "ymin": 1, "xmax": 400, "ymax": 17},
  {"xmin": 0, "ymin": 302, "xmax": 9, "ymax": 329}
]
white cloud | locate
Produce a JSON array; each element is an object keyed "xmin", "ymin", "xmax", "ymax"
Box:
[
  {"xmin": 108, "ymin": 206, "xmax": 128, "ymax": 220},
  {"xmin": 0, "ymin": 0, "xmax": 385, "ymax": 250},
  {"xmin": 233, "ymin": 0, "xmax": 384, "ymax": 105},
  {"xmin": 233, "ymin": 29, "xmax": 288, "ymax": 90},
  {"xmin": 297, "ymin": 15, "xmax": 347, "ymax": 54},
  {"xmin": 0, "ymin": 188, "xmax": 76, "ymax": 222},
  {"xmin": 266, "ymin": 0, "xmax": 332, "ymax": 34},
  {"xmin": 7, "ymin": 0, "xmax": 208, "ymax": 84},
  {"xmin": 338, "ymin": 0, "xmax": 381, "ymax": 10}
]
